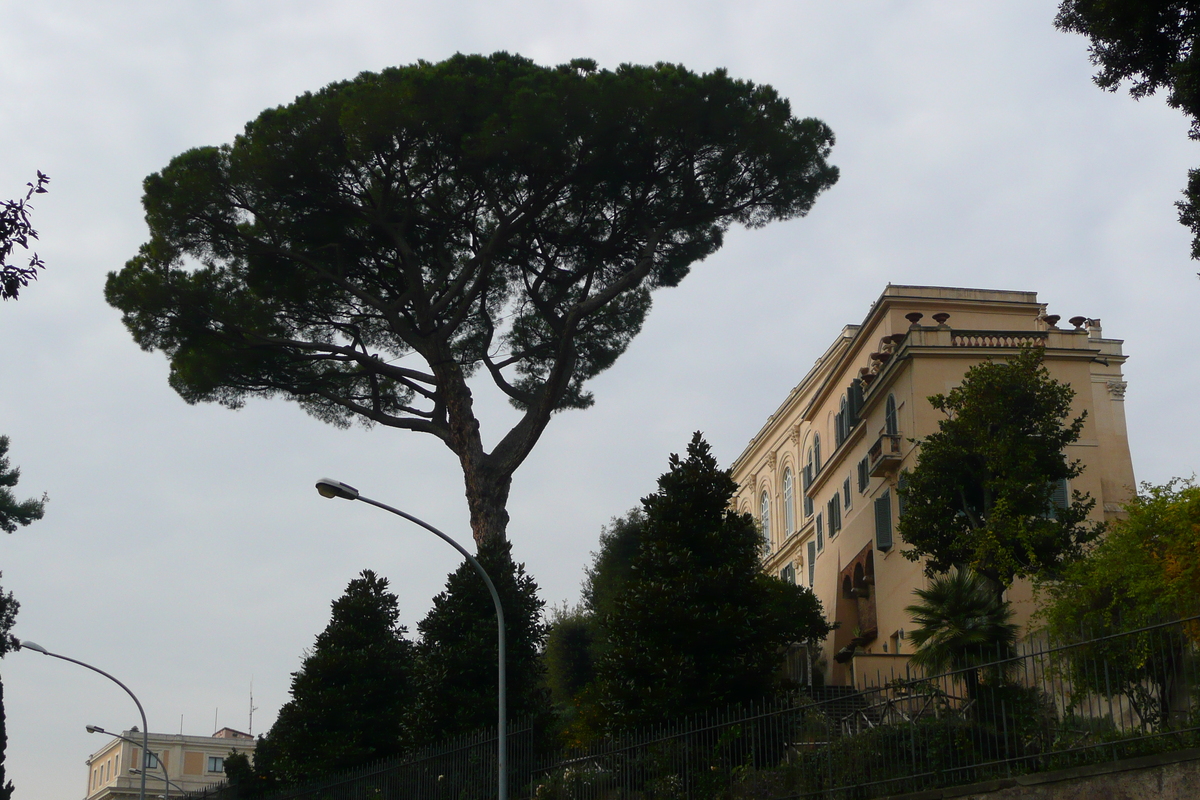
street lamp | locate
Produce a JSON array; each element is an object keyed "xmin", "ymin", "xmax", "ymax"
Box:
[
  {"xmin": 18, "ymin": 641, "xmax": 149, "ymax": 800},
  {"xmin": 314, "ymin": 478, "xmax": 508, "ymax": 800},
  {"xmin": 88, "ymin": 725, "xmax": 172, "ymax": 799}
]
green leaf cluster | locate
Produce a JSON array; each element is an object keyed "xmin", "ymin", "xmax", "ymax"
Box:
[
  {"xmin": 256, "ymin": 570, "xmax": 416, "ymax": 785},
  {"xmin": 0, "ymin": 436, "xmax": 46, "ymax": 535},
  {"xmin": 547, "ymin": 434, "xmax": 832, "ymax": 735},
  {"xmin": 904, "ymin": 568, "xmax": 1018, "ymax": 699},
  {"xmin": 1036, "ymin": 480, "xmax": 1200, "ymax": 726},
  {"xmin": 1039, "ymin": 478, "xmax": 1200, "ymax": 630},
  {"xmin": 898, "ymin": 346, "xmax": 1101, "ymax": 592}
]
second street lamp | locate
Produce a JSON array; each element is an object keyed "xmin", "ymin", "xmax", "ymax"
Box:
[
  {"xmin": 88, "ymin": 725, "xmax": 172, "ymax": 799},
  {"xmin": 314, "ymin": 478, "xmax": 508, "ymax": 800}
]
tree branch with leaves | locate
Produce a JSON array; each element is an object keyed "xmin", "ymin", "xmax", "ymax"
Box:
[{"xmin": 105, "ymin": 53, "xmax": 838, "ymax": 545}]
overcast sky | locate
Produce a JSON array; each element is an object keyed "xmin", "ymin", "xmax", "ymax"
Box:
[{"xmin": 2, "ymin": 2, "xmax": 1198, "ymax": 799}]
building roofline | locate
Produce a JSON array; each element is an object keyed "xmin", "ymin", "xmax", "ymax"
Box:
[{"xmin": 730, "ymin": 284, "xmax": 1045, "ymax": 473}]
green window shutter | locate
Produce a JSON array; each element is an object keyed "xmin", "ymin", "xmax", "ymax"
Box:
[
  {"xmin": 875, "ymin": 490, "xmax": 893, "ymax": 551},
  {"xmin": 897, "ymin": 471, "xmax": 909, "ymax": 517},
  {"xmin": 848, "ymin": 379, "xmax": 864, "ymax": 425},
  {"xmin": 807, "ymin": 541, "xmax": 817, "ymax": 587}
]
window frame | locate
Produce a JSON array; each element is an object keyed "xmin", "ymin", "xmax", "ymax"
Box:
[{"xmin": 782, "ymin": 467, "xmax": 795, "ymax": 537}]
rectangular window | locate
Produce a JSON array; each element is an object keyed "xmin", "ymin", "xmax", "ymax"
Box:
[
  {"xmin": 875, "ymin": 490, "xmax": 893, "ymax": 551},
  {"xmin": 803, "ymin": 493, "xmax": 813, "ymax": 518},
  {"xmin": 857, "ymin": 457, "xmax": 869, "ymax": 493},
  {"xmin": 780, "ymin": 564, "xmax": 796, "ymax": 584},
  {"xmin": 843, "ymin": 477, "xmax": 852, "ymax": 509},
  {"xmin": 208, "ymin": 756, "xmax": 224, "ymax": 773},
  {"xmin": 807, "ymin": 540, "xmax": 817, "ymax": 587},
  {"xmin": 834, "ymin": 409, "xmax": 846, "ymax": 446},
  {"xmin": 897, "ymin": 471, "xmax": 909, "ymax": 517},
  {"xmin": 816, "ymin": 512, "xmax": 824, "ymax": 552}
]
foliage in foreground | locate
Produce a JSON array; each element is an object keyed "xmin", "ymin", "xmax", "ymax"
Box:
[
  {"xmin": 905, "ymin": 567, "xmax": 1018, "ymax": 700},
  {"xmin": 414, "ymin": 536, "xmax": 550, "ymax": 743},
  {"xmin": 0, "ymin": 172, "xmax": 49, "ymax": 301},
  {"xmin": 898, "ymin": 346, "xmax": 1101, "ymax": 594},
  {"xmin": 1038, "ymin": 479, "xmax": 1200, "ymax": 727},
  {"xmin": 575, "ymin": 433, "xmax": 832, "ymax": 732},
  {"xmin": 256, "ymin": 570, "xmax": 416, "ymax": 785}
]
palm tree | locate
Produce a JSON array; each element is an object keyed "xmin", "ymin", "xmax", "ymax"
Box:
[{"xmin": 905, "ymin": 568, "xmax": 1018, "ymax": 701}]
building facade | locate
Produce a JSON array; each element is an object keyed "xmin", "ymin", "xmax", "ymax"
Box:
[
  {"xmin": 84, "ymin": 727, "xmax": 255, "ymax": 800},
  {"xmin": 730, "ymin": 285, "xmax": 1135, "ymax": 687}
]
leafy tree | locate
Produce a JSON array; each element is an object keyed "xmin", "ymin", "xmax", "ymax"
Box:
[
  {"xmin": 0, "ymin": 581, "xmax": 16, "ymax": 800},
  {"xmin": 104, "ymin": 53, "xmax": 839, "ymax": 545},
  {"xmin": 413, "ymin": 536, "xmax": 549, "ymax": 743},
  {"xmin": 1, "ymin": 172, "xmax": 49, "ymax": 301},
  {"xmin": 905, "ymin": 568, "xmax": 1018, "ymax": 701},
  {"xmin": 261, "ymin": 570, "xmax": 415, "ymax": 785},
  {"xmin": 1055, "ymin": 1, "xmax": 1200, "ymax": 259},
  {"xmin": 542, "ymin": 512, "xmax": 642, "ymax": 738},
  {"xmin": 582, "ymin": 510, "xmax": 645, "ymax": 621},
  {"xmin": 0, "ymin": 436, "xmax": 43, "ymax": 800},
  {"xmin": 898, "ymin": 346, "xmax": 1102, "ymax": 596},
  {"xmin": 594, "ymin": 433, "xmax": 833, "ymax": 730},
  {"xmin": 542, "ymin": 603, "xmax": 594, "ymax": 712},
  {"xmin": 1038, "ymin": 479, "xmax": 1200, "ymax": 726},
  {"xmin": 1, "ymin": 436, "xmax": 46, "ymax": 534},
  {"xmin": 0, "ymin": 172, "xmax": 48, "ymax": 799}
]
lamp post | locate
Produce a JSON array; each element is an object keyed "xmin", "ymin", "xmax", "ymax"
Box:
[
  {"xmin": 19, "ymin": 641, "xmax": 148, "ymax": 800},
  {"xmin": 88, "ymin": 726, "xmax": 171, "ymax": 799},
  {"xmin": 314, "ymin": 478, "xmax": 508, "ymax": 800}
]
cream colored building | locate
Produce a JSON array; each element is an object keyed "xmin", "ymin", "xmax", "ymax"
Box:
[
  {"xmin": 730, "ymin": 285, "xmax": 1135, "ymax": 687},
  {"xmin": 84, "ymin": 727, "xmax": 254, "ymax": 800}
]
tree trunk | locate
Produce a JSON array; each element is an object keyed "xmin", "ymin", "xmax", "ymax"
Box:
[
  {"xmin": 462, "ymin": 461, "xmax": 512, "ymax": 547},
  {"xmin": 433, "ymin": 358, "xmax": 513, "ymax": 547}
]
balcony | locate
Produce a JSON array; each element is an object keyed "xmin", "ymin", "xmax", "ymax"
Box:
[{"xmin": 868, "ymin": 433, "xmax": 902, "ymax": 477}]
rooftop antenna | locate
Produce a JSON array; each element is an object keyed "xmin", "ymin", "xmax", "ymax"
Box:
[
  {"xmin": 249, "ymin": 679, "xmax": 259, "ymax": 737},
  {"xmin": 179, "ymin": 714, "xmax": 183, "ymax": 736},
  {"xmin": 214, "ymin": 707, "xmax": 218, "ymax": 735}
]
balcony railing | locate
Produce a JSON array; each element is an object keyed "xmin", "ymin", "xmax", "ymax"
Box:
[{"xmin": 868, "ymin": 433, "xmax": 902, "ymax": 476}]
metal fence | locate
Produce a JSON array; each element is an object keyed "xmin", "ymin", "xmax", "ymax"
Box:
[{"xmin": 191, "ymin": 615, "xmax": 1200, "ymax": 800}]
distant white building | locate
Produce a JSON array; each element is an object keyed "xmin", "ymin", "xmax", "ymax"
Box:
[{"xmin": 85, "ymin": 727, "xmax": 255, "ymax": 800}]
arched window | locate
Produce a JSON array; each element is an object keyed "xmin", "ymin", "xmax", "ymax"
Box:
[
  {"xmin": 782, "ymin": 468, "xmax": 795, "ymax": 536},
  {"xmin": 760, "ymin": 491, "xmax": 771, "ymax": 545},
  {"xmin": 836, "ymin": 395, "xmax": 849, "ymax": 445},
  {"xmin": 885, "ymin": 393, "xmax": 898, "ymax": 435},
  {"xmin": 813, "ymin": 434, "xmax": 822, "ymax": 471}
]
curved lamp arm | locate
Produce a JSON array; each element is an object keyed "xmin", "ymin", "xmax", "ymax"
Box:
[
  {"xmin": 315, "ymin": 478, "xmax": 508, "ymax": 800},
  {"xmin": 20, "ymin": 641, "xmax": 149, "ymax": 800}
]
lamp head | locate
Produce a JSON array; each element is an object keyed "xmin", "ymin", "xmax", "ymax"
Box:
[
  {"xmin": 86, "ymin": 725, "xmax": 105, "ymax": 734},
  {"xmin": 17, "ymin": 640, "xmax": 47, "ymax": 654},
  {"xmin": 315, "ymin": 478, "xmax": 359, "ymax": 501}
]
